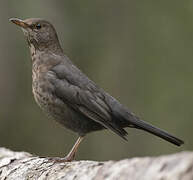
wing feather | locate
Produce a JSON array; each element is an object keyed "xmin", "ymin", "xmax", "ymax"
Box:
[{"xmin": 48, "ymin": 64, "xmax": 128, "ymax": 139}]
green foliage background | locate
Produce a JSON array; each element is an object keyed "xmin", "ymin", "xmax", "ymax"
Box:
[{"xmin": 0, "ymin": 1, "xmax": 191, "ymax": 160}]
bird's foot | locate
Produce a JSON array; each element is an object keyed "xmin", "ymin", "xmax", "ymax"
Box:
[
  {"xmin": 41, "ymin": 137, "xmax": 84, "ymax": 163},
  {"xmin": 46, "ymin": 155, "xmax": 74, "ymax": 163}
]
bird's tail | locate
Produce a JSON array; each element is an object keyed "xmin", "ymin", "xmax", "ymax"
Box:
[
  {"xmin": 122, "ymin": 111, "xmax": 184, "ymax": 146},
  {"xmin": 106, "ymin": 94, "xmax": 184, "ymax": 146}
]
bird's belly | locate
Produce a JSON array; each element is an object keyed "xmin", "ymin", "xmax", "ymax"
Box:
[
  {"xmin": 32, "ymin": 83, "xmax": 71, "ymax": 124},
  {"xmin": 32, "ymin": 81, "xmax": 104, "ymax": 135}
]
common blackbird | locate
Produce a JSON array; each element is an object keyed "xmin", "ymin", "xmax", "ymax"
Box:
[{"xmin": 10, "ymin": 18, "xmax": 184, "ymax": 162}]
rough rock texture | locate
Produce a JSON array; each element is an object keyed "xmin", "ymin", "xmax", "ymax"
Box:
[{"xmin": 0, "ymin": 148, "xmax": 192, "ymax": 180}]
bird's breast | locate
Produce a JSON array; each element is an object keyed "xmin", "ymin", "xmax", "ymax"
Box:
[
  {"xmin": 32, "ymin": 71, "xmax": 53, "ymax": 113},
  {"xmin": 32, "ymin": 68, "xmax": 72, "ymax": 124}
]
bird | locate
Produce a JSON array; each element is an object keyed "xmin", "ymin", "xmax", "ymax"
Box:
[{"xmin": 10, "ymin": 18, "xmax": 184, "ymax": 162}]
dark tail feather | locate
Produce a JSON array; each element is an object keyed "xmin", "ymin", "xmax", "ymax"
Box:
[{"xmin": 123, "ymin": 112, "xmax": 184, "ymax": 146}]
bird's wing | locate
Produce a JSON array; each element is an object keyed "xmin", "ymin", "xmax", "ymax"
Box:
[{"xmin": 48, "ymin": 63, "xmax": 128, "ymax": 139}]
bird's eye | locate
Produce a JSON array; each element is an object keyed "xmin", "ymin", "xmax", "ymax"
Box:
[{"xmin": 36, "ymin": 24, "xmax": 42, "ymax": 30}]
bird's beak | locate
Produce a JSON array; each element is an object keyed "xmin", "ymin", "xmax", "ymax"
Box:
[{"xmin": 9, "ymin": 18, "xmax": 29, "ymax": 29}]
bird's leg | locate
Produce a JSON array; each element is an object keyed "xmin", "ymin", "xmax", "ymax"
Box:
[
  {"xmin": 47, "ymin": 136, "xmax": 84, "ymax": 163},
  {"xmin": 64, "ymin": 136, "xmax": 84, "ymax": 161}
]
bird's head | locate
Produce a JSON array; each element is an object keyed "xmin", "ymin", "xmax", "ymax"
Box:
[{"xmin": 10, "ymin": 18, "xmax": 62, "ymax": 52}]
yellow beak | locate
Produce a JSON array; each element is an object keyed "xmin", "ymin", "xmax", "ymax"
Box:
[{"xmin": 9, "ymin": 18, "xmax": 29, "ymax": 29}]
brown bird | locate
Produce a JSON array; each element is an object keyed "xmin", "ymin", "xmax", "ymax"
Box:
[{"xmin": 10, "ymin": 18, "xmax": 184, "ymax": 162}]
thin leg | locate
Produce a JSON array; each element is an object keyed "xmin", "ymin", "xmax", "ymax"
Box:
[
  {"xmin": 64, "ymin": 136, "xmax": 84, "ymax": 161},
  {"xmin": 47, "ymin": 136, "xmax": 84, "ymax": 163}
]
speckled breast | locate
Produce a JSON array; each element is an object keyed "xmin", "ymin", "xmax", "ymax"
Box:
[{"xmin": 32, "ymin": 72, "xmax": 66, "ymax": 121}]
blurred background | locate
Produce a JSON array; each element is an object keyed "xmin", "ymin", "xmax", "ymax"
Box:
[{"xmin": 0, "ymin": 1, "xmax": 192, "ymax": 161}]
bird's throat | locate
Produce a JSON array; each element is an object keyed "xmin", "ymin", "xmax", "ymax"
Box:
[{"xmin": 27, "ymin": 39, "xmax": 63, "ymax": 58}]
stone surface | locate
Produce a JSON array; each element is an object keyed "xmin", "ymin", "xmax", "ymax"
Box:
[{"xmin": 0, "ymin": 148, "xmax": 192, "ymax": 180}]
